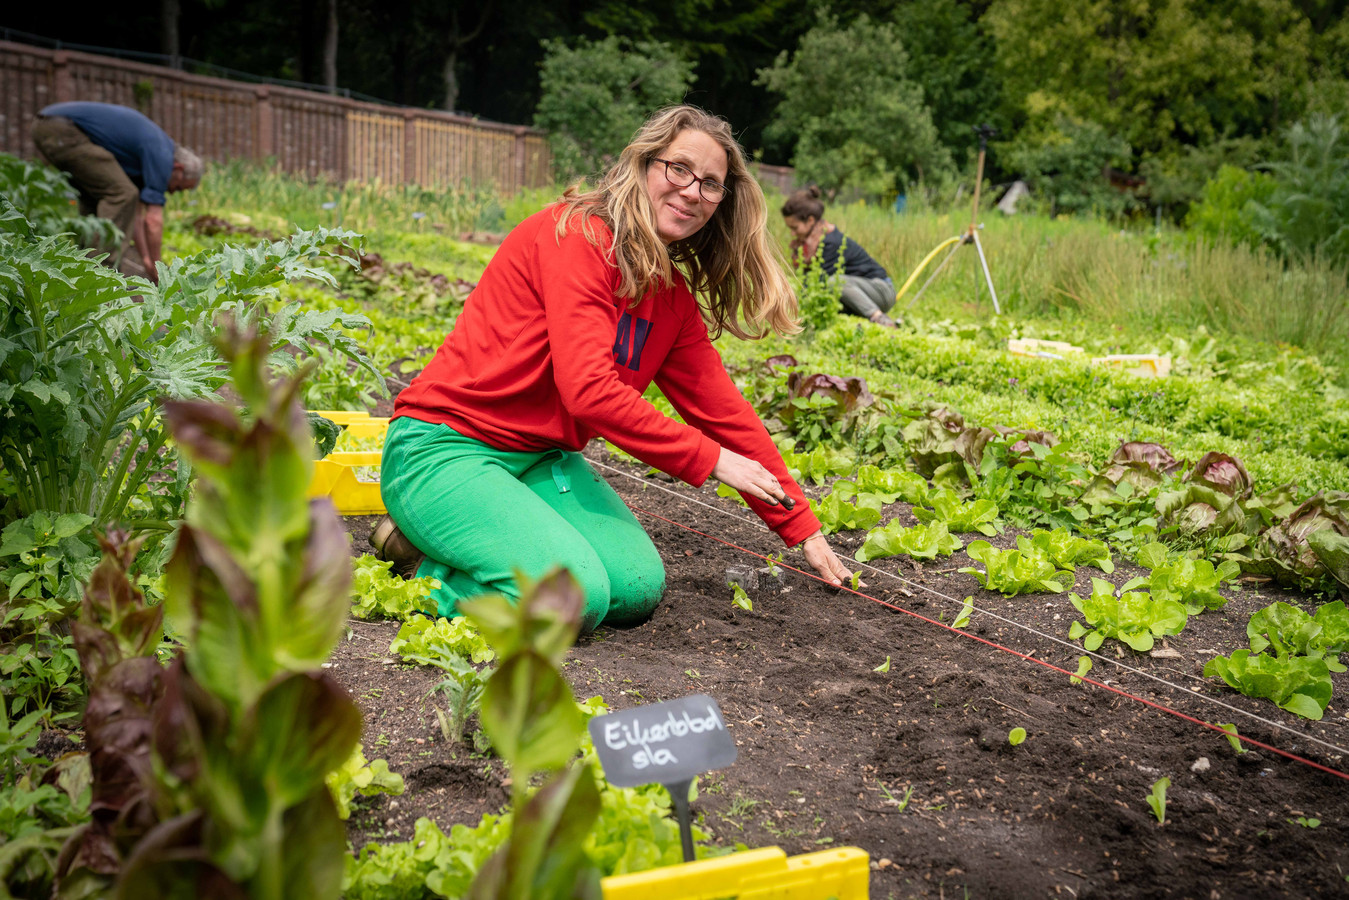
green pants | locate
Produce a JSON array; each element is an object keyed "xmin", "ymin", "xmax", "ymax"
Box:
[{"xmin": 380, "ymin": 417, "xmax": 665, "ymax": 631}]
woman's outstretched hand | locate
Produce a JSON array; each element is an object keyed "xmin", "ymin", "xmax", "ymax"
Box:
[
  {"xmin": 712, "ymin": 447, "xmax": 791, "ymax": 507},
  {"xmin": 800, "ymin": 531, "xmax": 858, "ymax": 588}
]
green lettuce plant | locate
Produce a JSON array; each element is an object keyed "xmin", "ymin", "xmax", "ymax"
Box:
[
  {"xmin": 1027, "ymin": 527, "xmax": 1114, "ymax": 573},
  {"xmin": 351, "ymin": 555, "xmax": 439, "ymax": 621},
  {"xmin": 1135, "ymin": 542, "xmax": 1241, "ymax": 614},
  {"xmin": 1068, "ymin": 577, "xmax": 1187, "ymax": 652},
  {"xmin": 1146, "ymin": 777, "xmax": 1170, "ymax": 825},
  {"xmin": 782, "ymin": 445, "xmax": 855, "ymax": 485},
  {"xmin": 851, "ymin": 466, "xmax": 929, "ymax": 505},
  {"xmin": 961, "ymin": 540, "xmax": 1072, "ymax": 596},
  {"xmin": 1245, "ymin": 601, "xmax": 1349, "ymax": 672},
  {"xmin": 856, "ymin": 519, "xmax": 963, "ymax": 562},
  {"xmin": 1203, "ymin": 650, "xmax": 1333, "ymax": 720},
  {"xmin": 327, "ymin": 744, "xmax": 406, "ymax": 820},
  {"xmin": 391, "ymin": 615, "xmax": 497, "ymax": 668},
  {"xmin": 914, "ymin": 490, "xmax": 1000, "ymax": 536},
  {"xmin": 810, "ymin": 483, "xmax": 884, "ymax": 534}
]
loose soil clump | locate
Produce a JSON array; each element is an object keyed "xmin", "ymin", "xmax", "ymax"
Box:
[{"xmin": 335, "ymin": 451, "xmax": 1349, "ymax": 899}]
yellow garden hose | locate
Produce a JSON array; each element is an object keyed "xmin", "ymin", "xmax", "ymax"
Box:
[{"xmin": 893, "ymin": 234, "xmax": 964, "ymax": 304}]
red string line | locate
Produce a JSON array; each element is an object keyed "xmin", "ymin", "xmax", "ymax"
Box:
[{"xmin": 629, "ymin": 504, "xmax": 1349, "ymax": 783}]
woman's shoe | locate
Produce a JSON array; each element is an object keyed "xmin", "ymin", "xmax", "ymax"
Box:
[{"xmin": 370, "ymin": 515, "xmax": 425, "ymax": 579}]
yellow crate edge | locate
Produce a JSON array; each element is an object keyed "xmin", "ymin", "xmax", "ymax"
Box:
[
  {"xmin": 741, "ymin": 848, "xmax": 871, "ymax": 900},
  {"xmin": 308, "ymin": 410, "xmax": 388, "ymax": 425},
  {"xmin": 325, "ymin": 451, "xmax": 383, "ymax": 465},
  {"xmin": 341, "ymin": 421, "xmax": 391, "ymax": 440},
  {"xmin": 601, "ymin": 847, "xmax": 869, "ymax": 900},
  {"xmin": 602, "ymin": 848, "xmax": 786, "ymax": 900},
  {"xmin": 1089, "ymin": 354, "xmax": 1172, "ymax": 378}
]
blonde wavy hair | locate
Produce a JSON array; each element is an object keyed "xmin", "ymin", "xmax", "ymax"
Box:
[{"xmin": 554, "ymin": 105, "xmax": 799, "ymax": 340}]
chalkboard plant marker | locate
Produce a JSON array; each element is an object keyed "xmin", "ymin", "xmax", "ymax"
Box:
[{"xmin": 587, "ymin": 694, "xmax": 739, "ymax": 862}]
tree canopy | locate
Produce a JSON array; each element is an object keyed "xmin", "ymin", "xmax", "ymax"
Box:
[
  {"xmin": 756, "ymin": 12, "xmax": 953, "ymax": 198},
  {"xmin": 8, "ymin": 0, "xmax": 1347, "ymax": 215}
]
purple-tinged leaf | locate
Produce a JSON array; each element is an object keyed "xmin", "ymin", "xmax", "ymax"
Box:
[{"xmin": 1186, "ymin": 452, "xmax": 1253, "ymax": 499}]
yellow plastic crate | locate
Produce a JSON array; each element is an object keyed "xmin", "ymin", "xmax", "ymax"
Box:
[
  {"xmin": 1007, "ymin": 338, "xmax": 1084, "ymax": 359},
  {"xmin": 309, "ymin": 451, "xmax": 385, "ymax": 515},
  {"xmin": 601, "ymin": 847, "xmax": 869, "ymax": 900},
  {"xmin": 1090, "ymin": 353, "xmax": 1172, "ymax": 378}
]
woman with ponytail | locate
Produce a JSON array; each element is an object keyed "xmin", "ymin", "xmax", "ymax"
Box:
[{"xmin": 782, "ymin": 186, "xmax": 898, "ymax": 327}]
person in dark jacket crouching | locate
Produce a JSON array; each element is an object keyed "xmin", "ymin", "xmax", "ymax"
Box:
[
  {"xmin": 782, "ymin": 185, "xmax": 897, "ymax": 327},
  {"xmin": 32, "ymin": 101, "xmax": 202, "ymax": 282}
]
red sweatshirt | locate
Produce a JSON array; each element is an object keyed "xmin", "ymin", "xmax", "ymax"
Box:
[{"xmin": 393, "ymin": 205, "xmax": 821, "ymax": 546}]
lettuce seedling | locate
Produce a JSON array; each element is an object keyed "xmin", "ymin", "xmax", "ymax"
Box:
[
  {"xmin": 1216, "ymin": 723, "xmax": 1247, "ymax": 755},
  {"xmin": 782, "ymin": 445, "xmax": 855, "ymax": 486},
  {"xmin": 1068, "ymin": 577, "xmax": 1187, "ymax": 652},
  {"xmin": 961, "ymin": 540, "xmax": 1072, "ymax": 596},
  {"xmin": 731, "ymin": 583, "xmax": 753, "ymax": 611},
  {"xmin": 1146, "ymin": 777, "xmax": 1170, "ymax": 825},
  {"xmin": 914, "ymin": 490, "xmax": 1001, "ymax": 536},
  {"xmin": 952, "ymin": 597, "xmax": 975, "ymax": 629},
  {"xmin": 856, "ymin": 520, "xmax": 963, "ymax": 562},
  {"xmin": 1008, "ymin": 727, "xmax": 1027, "ymax": 747},
  {"xmin": 1203, "ymin": 650, "xmax": 1333, "ymax": 720},
  {"xmin": 1071, "ymin": 656, "xmax": 1093, "ymax": 684},
  {"xmin": 1313, "ymin": 600, "xmax": 1349, "ymax": 657}
]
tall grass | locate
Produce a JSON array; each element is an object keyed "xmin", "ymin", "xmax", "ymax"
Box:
[
  {"xmin": 189, "ymin": 165, "xmax": 1347, "ymax": 370},
  {"xmin": 186, "ymin": 159, "xmax": 561, "ymax": 242},
  {"xmin": 798, "ymin": 200, "xmax": 1349, "ymax": 367}
]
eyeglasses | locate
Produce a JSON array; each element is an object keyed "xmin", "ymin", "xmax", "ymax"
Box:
[{"xmin": 652, "ymin": 158, "xmax": 731, "ymax": 203}]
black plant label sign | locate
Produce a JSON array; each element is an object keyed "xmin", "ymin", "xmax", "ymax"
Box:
[{"xmin": 587, "ymin": 693, "xmax": 738, "ymax": 788}]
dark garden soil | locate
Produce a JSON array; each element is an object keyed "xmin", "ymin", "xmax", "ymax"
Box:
[{"xmin": 333, "ymin": 449, "xmax": 1349, "ymax": 900}]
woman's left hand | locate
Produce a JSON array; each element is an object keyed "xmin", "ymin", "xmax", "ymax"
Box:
[
  {"xmin": 800, "ymin": 531, "xmax": 858, "ymax": 588},
  {"xmin": 712, "ymin": 447, "xmax": 790, "ymax": 506}
]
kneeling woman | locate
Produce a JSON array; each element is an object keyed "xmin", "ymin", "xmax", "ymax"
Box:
[
  {"xmin": 375, "ymin": 105, "xmax": 853, "ymax": 632},
  {"xmin": 782, "ymin": 186, "xmax": 897, "ymax": 327}
]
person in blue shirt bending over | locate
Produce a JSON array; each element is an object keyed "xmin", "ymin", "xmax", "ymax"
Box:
[
  {"xmin": 782, "ymin": 185, "xmax": 898, "ymax": 328},
  {"xmin": 32, "ymin": 101, "xmax": 203, "ymax": 283}
]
